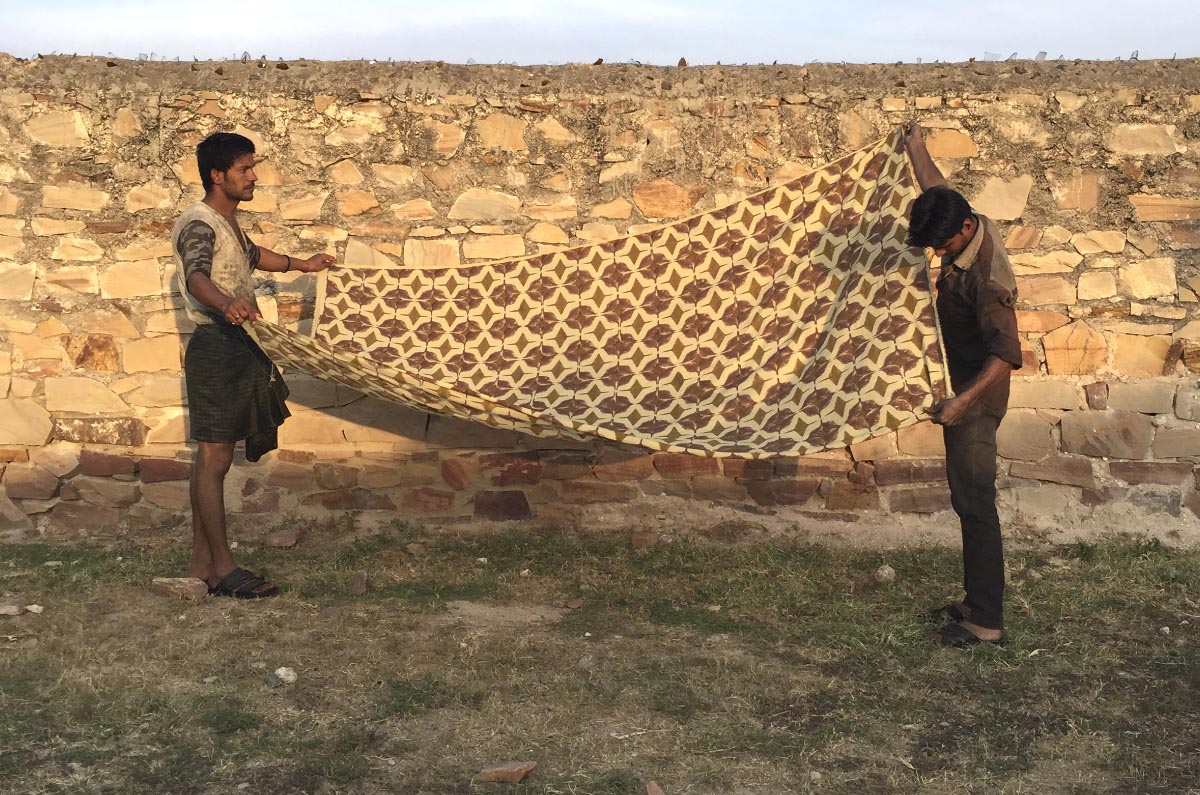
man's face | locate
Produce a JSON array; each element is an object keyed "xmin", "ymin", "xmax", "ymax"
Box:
[
  {"xmin": 212, "ymin": 153, "xmax": 257, "ymax": 202},
  {"xmin": 932, "ymin": 217, "xmax": 976, "ymax": 259}
]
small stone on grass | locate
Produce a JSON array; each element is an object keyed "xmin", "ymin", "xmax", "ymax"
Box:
[
  {"xmin": 472, "ymin": 760, "xmax": 537, "ymax": 784},
  {"xmin": 151, "ymin": 577, "xmax": 210, "ymax": 600}
]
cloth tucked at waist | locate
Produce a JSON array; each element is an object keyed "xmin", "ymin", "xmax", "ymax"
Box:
[{"xmin": 184, "ymin": 323, "xmax": 290, "ymax": 462}]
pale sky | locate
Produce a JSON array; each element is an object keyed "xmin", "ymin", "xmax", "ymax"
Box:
[{"xmin": 0, "ymin": 0, "xmax": 1196, "ymax": 65}]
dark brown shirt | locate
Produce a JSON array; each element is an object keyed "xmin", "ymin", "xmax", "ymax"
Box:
[{"xmin": 935, "ymin": 214, "xmax": 1022, "ymax": 413}]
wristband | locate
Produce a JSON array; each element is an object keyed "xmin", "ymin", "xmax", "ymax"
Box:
[{"xmin": 285, "ymin": 255, "xmax": 292, "ymax": 272}]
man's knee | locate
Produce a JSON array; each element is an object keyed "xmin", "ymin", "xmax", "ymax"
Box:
[{"xmin": 195, "ymin": 442, "xmax": 235, "ymax": 476}]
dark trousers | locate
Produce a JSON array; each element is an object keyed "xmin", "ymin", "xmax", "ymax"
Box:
[{"xmin": 943, "ymin": 403, "xmax": 1005, "ymax": 630}]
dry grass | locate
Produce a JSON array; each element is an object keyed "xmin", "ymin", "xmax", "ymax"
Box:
[{"xmin": 1, "ymin": 517, "xmax": 1197, "ymax": 795}]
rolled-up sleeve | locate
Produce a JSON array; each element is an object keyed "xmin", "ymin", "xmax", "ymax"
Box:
[{"xmin": 975, "ymin": 278, "xmax": 1022, "ymax": 370}]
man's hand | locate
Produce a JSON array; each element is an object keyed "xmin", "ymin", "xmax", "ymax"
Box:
[
  {"xmin": 926, "ymin": 395, "xmax": 970, "ymax": 427},
  {"xmin": 296, "ymin": 253, "xmax": 336, "ymax": 273},
  {"xmin": 222, "ymin": 297, "xmax": 259, "ymax": 326},
  {"xmin": 902, "ymin": 121, "xmax": 929, "ymax": 154}
]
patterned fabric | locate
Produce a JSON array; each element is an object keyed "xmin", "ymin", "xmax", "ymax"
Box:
[{"xmin": 249, "ymin": 128, "xmax": 947, "ymax": 458}]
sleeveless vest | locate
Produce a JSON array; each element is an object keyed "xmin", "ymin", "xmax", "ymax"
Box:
[{"xmin": 172, "ymin": 201, "xmax": 258, "ymax": 325}]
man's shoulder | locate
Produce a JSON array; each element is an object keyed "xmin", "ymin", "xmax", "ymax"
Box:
[{"xmin": 974, "ymin": 215, "xmax": 1016, "ymax": 292}]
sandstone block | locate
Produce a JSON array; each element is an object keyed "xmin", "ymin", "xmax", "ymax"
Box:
[
  {"xmin": 480, "ymin": 452, "xmax": 542, "ymax": 486},
  {"xmin": 873, "ymin": 458, "xmax": 946, "ymax": 486},
  {"xmin": 307, "ymin": 487, "xmax": 398, "ymax": 511},
  {"xmin": 1071, "ymin": 231, "xmax": 1125, "ymax": 255},
  {"xmin": 30, "ymin": 441, "xmax": 80, "ymax": 477},
  {"xmin": 576, "ymin": 222, "xmax": 618, "ymax": 242},
  {"xmin": 1043, "ymin": 321, "xmax": 1106, "ymax": 375},
  {"xmin": 474, "ymin": 490, "xmax": 533, "ymax": 521},
  {"xmin": 824, "ymin": 481, "xmax": 880, "ymax": 510},
  {"xmin": 1004, "ymin": 226, "xmax": 1042, "ymax": 249},
  {"xmin": 448, "ymin": 188, "xmax": 521, "ymax": 221},
  {"xmin": 370, "ymin": 163, "xmax": 417, "ymax": 187},
  {"xmin": 1107, "ymin": 382, "xmax": 1176, "ymax": 414},
  {"xmin": 1084, "ymin": 382, "xmax": 1108, "ymax": 410},
  {"xmin": 327, "ymin": 160, "xmax": 363, "ymax": 185},
  {"xmin": 592, "ymin": 198, "xmax": 634, "ymax": 220},
  {"xmin": 1119, "ymin": 258, "xmax": 1176, "ymax": 299},
  {"xmin": 599, "ymin": 160, "xmax": 641, "ymax": 183},
  {"xmin": 426, "ymin": 120, "xmax": 465, "ymax": 156},
  {"xmin": 140, "ymin": 458, "xmax": 192, "ymax": 483},
  {"xmin": 125, "ymin": 183, "xmax": 174, "ymax": 213},
  {"xmin": 48, "ymin": 501, "xmax": 121, "ymax": 532},
  {"xmin": 139, "ymin": 481, "xmax": 191, "ymax": 510},
  {"xmin": 897, "ymin": 421, "xmax": 945, "ymax": 456},
  {"xmin": 0, "ymin": 398, "xmax": 52, "ymax": 445},
  {"xmin": 75, "ymin": 477, "xmax": 140, "ymax": 508},
  {"xmin": 121, "ymin": 375, "xmax": 186, "ymax": 407},
  {"xmin": 526, "ymin": 223, "xmax": 568, "ymax": 245},
  {"xmin": 1008, "ymin": 380, "xmax": 1081, "ymax": 410},
  {"xmin": 1018, "ymin": 276, "xmax": 1076, "ymax": 306},
  {"xmin": 2, "ymin": 464, "xmax": 59, "ymax": 500},
  {"xmin": 561, "ymin": 479, "xmax": 639, "ymax": 504},
  {"xmin": 477, "ymin": 113, "xmax": 527, "ymax": 150},
  {"xmin": 1176, "ymin": 384, "xmax": 1200, "ymax": 421},
  {"xmin": 1108, "ymin": 461, "xmax": 1192, "ymax": 485},
  {"xmin": 403, "ymin": 238, "xmax": 459, "ymax": 268},
  {"xmin": 280, "ymin": 193, "xmax": 329, "ymax": 221},
  {"xmin": 690, "ymin": 476, "xmax": 748, "ymax": 500},
  {"xmin": 1060, "ymin": 410, "xmax": 1153, "ymax": 459},
  {"xmin": 0, "ymin": 492, "xmax": 34, "ymax": 533},
  {"xmin": 51, "ymin": 237, "xmax": 103, "ymax": 262},
  {"xmin": 1077, "ymin": 271, "xmax": 1117, "ymax": 300},
  {"xmin": 79, "ymin": 449, "xmax": 136, "ymax": 477},
  {"xmin": 1151, "ymin": 427, "xmax": 1200, "ymax": 459},
  {"xmin": 776, "ymin": 452, "xmax": 853, "ymax": 478},
  {"xmin": 971, "ymin": 175, "xmax": 1033, "ymax": 221},
  {"xmin": 45, "ymin": 377, "xmax": 128, "ymax": 414},
  {"xmin": 1050, "ymin": 170, "xmax": 1100, "ymax": 211},
  {"xmin": 850, "ymin": 432, "xmax": 898, "ymax": 461},
  {"xmin": 1112, "ymin": 334, "xmax": 1171, "ymax": 377},
  {"xmin": 525, "ymin": 196, "xmax": 577, "ymax": 221},
  {"xmin": 1010, "ymin": 251, "xmax": 1082, "ymax": 276},
  {"xmin": 266, "ymin": 461, "xmax": 315, "ymax": 491},
  {"xmin": 888, "ymin": 485, "xmax": 952, "ymax": 513},
  {"xmin": 633, "ymin": 179, "xmax": 705, "ymax": 219},
  {"xmin": 54, "ymin": 417, "xmax": 146, "ymax": 446},
  {"xmin": 652, "ymin": 453, "xmax": 720, "ymax": 478},
  {"xmin": 925, "ymin": 129, "xmax": 977, "ymax": 158},
  {"xmin": 41, "ymin": 265, "xmax": 99, "ymax": 293},
  {"xmin": 116, "ymin": 241, "xmax": 173, "ymax": 261},
  {"xmin": 1130, "ymin": 195, "xmax": 1200, "ymax": 222},
  {"xmin": 391, "ymin": 199, "xmax": 437, "ymax": 220},
  {"xmin": 464, "ymin": 235, "xmax": 525, "ymax": 260},
  {"xmin": 42, "ymin": 186, "xmax": 109, "ymax": 211},
  {"xmin": 122, "ymin": 336, "xmax": 181, "ymax": 373},
  {"xmin": 1009, "ymin": 456, "xmax": 1096, "ymax": 488},
  {"xmin": 535, "ymin": 117, "xmax": 577, "ymax": 144},
  {"xmin": 0, "ymin": 262, "xmax": 36, "ymax": 300},
  {"xmin": 441, "ymin": 457, "xmax": 477, "ymax": 490},
  {"xmin": 65, "ymin": 334, "xmax": 117, "ymax": 374},
  {"xmin": 996, "ymin": 411, "xmax": 1057, "ymax": 461},
  {"xmin": 101, "ymin": 260, "xmax": 162, "ymax": 298},
  {"xmin": 1106, "ymin": 124, "xmax": 1184, "ymax": 155},
  {"xmin": 314, "ymin": 463, "xmax": 360, "ymax": 490},
  {"xmin": 335, "ymin": 189, "xmax": 379, "ymax": 216},
  {"xmin": 25, "ymin": 111, "xmax": 88, "ymax": 147},
  {"xmin": 746, "ymin": 478, "xmax": 821, "ymax": 506}
]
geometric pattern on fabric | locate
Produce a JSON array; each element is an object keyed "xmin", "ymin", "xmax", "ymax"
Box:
[{"xmin": 248, "ymin": 127, "xmax": 948, "ymax": 458}]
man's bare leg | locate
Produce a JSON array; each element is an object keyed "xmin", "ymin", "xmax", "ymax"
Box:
[{"xmin": 189, "ymin": 441, "xmax": 238, "ymax": 586}]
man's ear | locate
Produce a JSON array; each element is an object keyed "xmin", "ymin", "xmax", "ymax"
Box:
[
  {"xmin": 210, "ymin": 168, "xmax": 224, "ymax": 186},
  {"xmin": 961, "ymin": 216, "xmax": 976, "ymax": 236}
]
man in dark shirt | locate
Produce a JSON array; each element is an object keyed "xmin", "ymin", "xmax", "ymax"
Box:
[{"xmin": 903, "ymin": 122, "xmax": 1022, "ymax": 646}]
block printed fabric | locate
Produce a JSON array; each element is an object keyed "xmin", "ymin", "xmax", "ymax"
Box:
[{"xmin": 248, "ymin": 128, "xmax": 947, "ymax": 458}]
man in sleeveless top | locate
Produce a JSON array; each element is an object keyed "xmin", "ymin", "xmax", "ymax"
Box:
[
  {"xmin": 903, "ymin": 122, "xmax": 1022, "ymax": 646},
  {"xmin": 173, "ymin": 132, "xmax": 336, "ymax": 598}
]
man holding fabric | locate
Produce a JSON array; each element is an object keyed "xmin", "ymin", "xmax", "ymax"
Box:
[
  {"xmin": 902, "ymin": 122, "xmax": 1022, "ymax": 647},
  {"xmin": 173, "ymin": 131, "xmax": 335, "ymax": 598}
]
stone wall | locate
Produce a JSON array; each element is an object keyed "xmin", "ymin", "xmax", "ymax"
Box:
[{"xmin": 1, "ymin": 54, "xmax": 1199, "ymax": 541}]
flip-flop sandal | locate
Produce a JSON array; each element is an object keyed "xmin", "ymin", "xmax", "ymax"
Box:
[
  {"xmin": 929, "ymin": 603, "xmax": 969, "ymax": 623},
  {"xmin": 210, "ymin": 567, "xmax": 280, "ymax": 599},
  {"xmin": 933, "ymin": 621, "xmax": 1004, "ymax": 648}
]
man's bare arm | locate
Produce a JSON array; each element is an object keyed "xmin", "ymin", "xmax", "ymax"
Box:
[{"xmin": 902, "ymin": 122, "xmax": 948, "ymax": 192}]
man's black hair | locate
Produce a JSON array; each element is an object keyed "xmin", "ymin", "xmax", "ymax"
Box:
[
  {"xmin": 906, "ymin": 185, "xmax": 974, "ymax": 248},
  {"xmin": 196, "ymin": 132, "xmax": 256, "ymax": 193}
]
